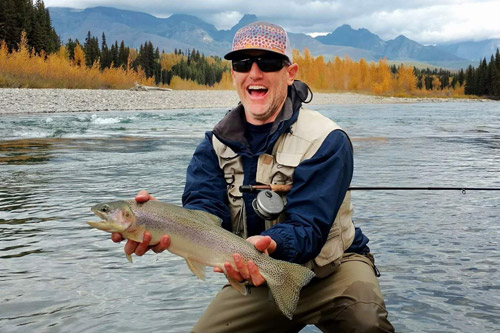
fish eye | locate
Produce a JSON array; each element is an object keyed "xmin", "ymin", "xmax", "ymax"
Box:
[{"xmin": 100, "ymin": 205, "xmax": 110, "ymax": 213}]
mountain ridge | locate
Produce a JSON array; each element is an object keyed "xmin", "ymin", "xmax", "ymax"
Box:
[{"xmin": 48, "ymin": 6, "xmax": 488, "ymax": 68}]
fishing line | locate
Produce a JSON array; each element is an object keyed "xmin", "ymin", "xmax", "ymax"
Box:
[
  {"xmin": 240, "ymin": 185, "xmax": 500, "ymax": 195},
  {"xmin": 349, "ymin": 187, "xmax": 500, "ymax": 195}
]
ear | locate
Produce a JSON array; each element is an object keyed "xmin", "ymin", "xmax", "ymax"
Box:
[
  {"xmin": 231, "ymin": 67, "xmax": 237, "ymax": 88},
  {"xmin": 286, "ymin": 63, "xmax": 299, "ymax": 85}
]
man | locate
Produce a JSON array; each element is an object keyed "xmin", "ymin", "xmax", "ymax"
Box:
[{"xmin": 113, "ymin": 21, "xmax": 394, "ymax": 332}]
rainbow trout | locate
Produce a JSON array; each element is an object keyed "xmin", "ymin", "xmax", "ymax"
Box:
[{"xmin": 88, "ymin": 200, "xmax": 315, "ymax": 319}]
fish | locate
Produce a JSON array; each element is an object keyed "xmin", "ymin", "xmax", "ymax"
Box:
[{"xmin": 88, "ymin": 200, "xmax": 315, "ymax": 319}]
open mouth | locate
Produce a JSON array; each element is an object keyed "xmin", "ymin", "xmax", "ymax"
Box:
[
  {"xmin": 248, "ymin": 85, "xmax": 268, "ymax": 97},
  {"xmin": 87, "ymin": 219, "xmax": 112, "ymax": 231}
]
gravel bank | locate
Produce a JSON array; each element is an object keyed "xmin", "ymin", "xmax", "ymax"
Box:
[{"xmin": 0, "ymin": 88, "xmax": 479, "ymax": 115}]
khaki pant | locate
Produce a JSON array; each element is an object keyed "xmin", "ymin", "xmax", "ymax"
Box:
[{"xmin": 193, "ymin": 253, "xmax": 394, "ymax": 333}]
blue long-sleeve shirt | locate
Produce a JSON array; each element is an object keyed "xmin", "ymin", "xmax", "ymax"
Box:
[{"xmin": 182, "ymin": 81, "xmax": 368, "ymax": 264}]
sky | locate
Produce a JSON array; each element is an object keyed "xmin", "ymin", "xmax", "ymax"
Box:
[{"xmin": 43, "ymin": 0, "xmax": 500, "ymax": 45}]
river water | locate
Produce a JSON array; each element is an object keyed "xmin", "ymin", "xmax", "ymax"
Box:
[{"xmin": 1, "ymin": 101, "xmax": 499, "ymax": 332}]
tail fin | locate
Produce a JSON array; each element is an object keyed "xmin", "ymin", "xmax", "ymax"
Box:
[{"xmin": 263, "ymin": 261, "xmax": 315, "ymax": 319}]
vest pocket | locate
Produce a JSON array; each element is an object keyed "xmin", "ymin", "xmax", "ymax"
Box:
[
  {"xmin": 314, "ymin": 223, "xmax": 343, "ymax": 267},
  {"xmin": 270, "ymin": 152, "xmax": 302, "ymax": 185}
]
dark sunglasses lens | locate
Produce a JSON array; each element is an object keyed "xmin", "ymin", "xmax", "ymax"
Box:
[
  {"xmin": 232, "ymin": 59, "xmax": 252, "ymax": 72},
  {"xmin": 257, "ymin": 58, "xmax": 285, "ymax": 72},
  {"xmin": 232, "ymin": 58, "xmax": 287, "ymax": 72}
]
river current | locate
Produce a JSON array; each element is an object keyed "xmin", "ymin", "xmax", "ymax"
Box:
[{"xmin": 1, "ymin": 101, "xmax": 499, "ymax": 332}]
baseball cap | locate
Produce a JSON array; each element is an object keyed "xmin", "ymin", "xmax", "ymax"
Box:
[{"xmin": 224, "ymin": 21, "xmax": 293, "ymax": 62}]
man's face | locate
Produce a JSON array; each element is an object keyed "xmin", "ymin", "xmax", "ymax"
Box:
[{"xmin": 231, "ymin": 50, "xmax": 298, "ymax": 125}]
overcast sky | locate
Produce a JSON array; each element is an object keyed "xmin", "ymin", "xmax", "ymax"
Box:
[{"xmin": 43, "ymin": 0, "xmax": 500, "ymax": 44}]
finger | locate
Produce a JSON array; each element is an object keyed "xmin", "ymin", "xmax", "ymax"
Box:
[
  {"xmin": 255, "ymin": 236, "xmax": 277, "ymax": 254},
  {"xmin": 135, "ymin": 190, "xmax": 156, "ymax": 203},
  {"xmin": 111, "ymin": 232, "xmax": 124, "ymax": 243},
  {"xmin": 134, "ymin": 232, "xmax": 152, "ymax": 256},
  {"xmin": 248, "ymin": 260, "xmax": 266, "ymax": 286},
  {"xmin": 224, "ymin": 261, "xmax": 244, "ymax": 282},
  {"xmin": 213, "ymin": 267, "xmax": 223, "ymax": 273},
  {"xmin": 151, "ymin": 235, "xmax": 170, "ymax": 253},
  {"xmin": 233, "ymin": 253, "xmax": 250, "ymax": 280},
  {"xmin": 124, "ymin": 239, "xmax": 139, "ymax": 256},
  {"xmin": 255, "ymin": 236, "xmax": 271, "ymax": 252}
]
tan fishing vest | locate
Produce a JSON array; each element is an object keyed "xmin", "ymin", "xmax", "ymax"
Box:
[{"xmin": 212, "ymin": 108, "xmax": 355, "ymax": 275}]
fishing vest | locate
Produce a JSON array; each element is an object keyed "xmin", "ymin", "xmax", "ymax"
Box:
[{"xmin": 212, "ymin": 108, "xmax": 355, "ymax": 275}]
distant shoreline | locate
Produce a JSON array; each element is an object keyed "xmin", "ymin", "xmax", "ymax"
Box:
[{"xmin": 0, "ymin": 88, "xmax": 488, "ymax": 115}]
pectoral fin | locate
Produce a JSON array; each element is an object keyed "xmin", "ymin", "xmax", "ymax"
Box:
[
  {"xmin": 185, "ymin": 258, "xmax": 206, "ymax": 280},
  {"xmin": 226, "ymin": 275, "xmax": 249, "ymax": 295},
  {"xmin": 126, "ymin": 254, "xmax": 133, "ymax": 263}
]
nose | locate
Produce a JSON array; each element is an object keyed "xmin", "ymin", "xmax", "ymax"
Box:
[{"xmin": 248, "ymin": 61, "xmax": 264, "ymax": 79}]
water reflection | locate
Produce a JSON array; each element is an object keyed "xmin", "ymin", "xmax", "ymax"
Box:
[{"xmin": 0, "ymin": 105, "xmax": 499, "ymax": 332}]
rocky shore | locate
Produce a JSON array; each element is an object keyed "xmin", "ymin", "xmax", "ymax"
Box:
[{"xmin": 0, "ymin": 88, "xmax": 481, "ymax": 115}]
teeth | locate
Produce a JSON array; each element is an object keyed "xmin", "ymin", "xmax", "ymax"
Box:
[{"xmin": 248, "ymin": 85, "xmax": 267, "ymax": 90}]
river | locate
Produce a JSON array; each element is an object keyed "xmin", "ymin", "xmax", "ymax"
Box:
[{"xmin": 1, "ymin": 101, "xmax": 499, "ymax": 332}]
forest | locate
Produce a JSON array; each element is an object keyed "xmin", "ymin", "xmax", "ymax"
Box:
[{"xmin": 1, "ymin": 0, "xmax": 499, "ymax": 98}]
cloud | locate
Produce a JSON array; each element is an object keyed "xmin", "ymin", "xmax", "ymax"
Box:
[{"xmin": 43, "ymin": 0, "xmax": 500, "ymax": 43}]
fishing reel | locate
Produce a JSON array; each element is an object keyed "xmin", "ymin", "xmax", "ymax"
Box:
[
  {"xmin": 240, "ymin": 185, "xmax": 289, "ymax": 221},
  {"xmin": 252, "ymin": 190, "xmax": 284, "ymax": 220}
]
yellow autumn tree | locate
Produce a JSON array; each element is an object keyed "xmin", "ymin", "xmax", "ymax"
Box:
[
  {"xmin": 160, "ymin": 52, "xmax": 185, "ymax": 71},
  {"xmin": 395, "ymin": 65, "xmax": 417, "ymax": 96},
  {"xmin": 370, "ymin": 58, "xmax": 392, "ymax": 95}
]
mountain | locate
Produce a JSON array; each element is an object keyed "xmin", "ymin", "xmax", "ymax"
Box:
[
  {"xmin": 316, "ymin": 24, "xmax": 386, "ymax": 55},
  {"xmin": 48, "ymin": 6, "xmax": 480, "ymax": 68},
  {"xmin": 315, "ymin": 24, "xmax": 464, "ymax": 65},
  {"xmin": 384, "ymin": 35, "xmax": 463, "ymax": 61},
  {"xmin": 437, "ymin": 39, "xmax": 500, "ymax": 61},
  {"xmin": 49, "ymin": 7, "xmax": 230, "ymax": 55}
]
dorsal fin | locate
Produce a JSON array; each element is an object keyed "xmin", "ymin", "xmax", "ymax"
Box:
[{"xmin": 190, "ymin": 209, "xmax": 222, "ymax": 226}]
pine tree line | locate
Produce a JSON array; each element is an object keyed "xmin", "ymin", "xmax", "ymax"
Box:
[
  {"xmin": 66, "ymin": 31, "xmax": 229, "ymax": 86},
  {"xmin": 0, "ymin": 0, "xmax": 59, "ymax": 55},
  {"xmin": 390, "ymin": 65, "xmax": 466, "ymax": 91},
  {"xmin": 464, "ymin": 49, "xmax": 500, "ymax": 98},
  {"xmin": 65, "ymin": 32, "xmax": 131, "ymax": 71}
]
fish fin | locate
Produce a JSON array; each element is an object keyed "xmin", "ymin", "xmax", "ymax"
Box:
[
  {"xmin": 190, "ymin": 210, "xmax": 222, "ymax": 226},
  {"xmin": 185, "ymin": 258, "xmax": 206, "ymax": 280},
  {"xmin": 263, "ymin": 261, "xmax": 315, "ymax": 320},
  {"xmin": 126, "ymin": 253, "xmax": 133, "ymax": 263},
  {"xmin": 226, "ymin": 275, "xmax": 249, "ymax": 296}
]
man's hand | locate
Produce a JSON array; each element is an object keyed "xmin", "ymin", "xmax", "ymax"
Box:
[
  {"xmin": 214, "ymin": 235, "xmax": 277, "ymax": 287},
  {"xmin": 111, "ymin": 190, "xmax": 170, "ymax": 256}
]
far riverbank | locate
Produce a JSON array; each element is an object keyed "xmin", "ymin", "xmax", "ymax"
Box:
[{"xmin": 0, "ymin": 88, "xmax": 488, "ymax": 115}]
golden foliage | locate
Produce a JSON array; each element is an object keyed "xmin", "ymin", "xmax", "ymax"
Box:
[
  {"xmin": 293, "ymin": 48, "xmax": 465, "ymax": 97},
  {"xmin": 168, "ymin": 75, "xmax": 207, "ymax": 90},
  {"xmin": 0, "ymin": 34, "xmax": 466, "ymax": 97},
  {"xmin": 212, "ymin": 71, "xmax": 234, "ymax": 90},
  {"xmin": 0, "ymin": 32, "xmax": 152, "ymax": 89},
  {"xmin": 160, "ymin": 52, "xmax": 185, "ymax": 71},
  {"xmin": 167, "ymin": 72, "xmax": 235, "ymax": 91}
]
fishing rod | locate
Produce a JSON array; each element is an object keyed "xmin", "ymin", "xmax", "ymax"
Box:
[
  {"xmin": 240, "ymin": 185, "xmax": 500, "ymax": 194},
  {"xmin": 240, "ymin": 184, "xmax": 500, "ymax": 221}
]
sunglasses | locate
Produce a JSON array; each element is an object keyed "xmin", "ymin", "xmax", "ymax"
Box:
[{"xmin": 232, "ymin": 57, "xmax": 290, "ymax": 73}]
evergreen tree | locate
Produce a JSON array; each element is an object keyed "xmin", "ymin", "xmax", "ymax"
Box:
[
  {"xmin": 457, "ymin": 69, "xmax": 465, "ymax": 87},
  {"xmin": 83, "ymin": 31, "xmax": 100, "ymax": 67},
  {"xmin": 100, "ymin": 32, "xmax": 111, "ymax": 70},
  {"xmin": 477, "ymin": 58, "xmax": 488, "ymax": 95},
  {"xmin": 0, "ymin": 0, "xmax": 58, "ymax": 54},
  {"xmin": 66, "ymin": 38, "xmax": 76, "ymax": 60},
  {"xmin": 464, "ymin": 65, "xmax": 476, "ymax": 95},
  {"xmin": 110, "ymin": 41, "xmax": 119, "ymax": 68}
]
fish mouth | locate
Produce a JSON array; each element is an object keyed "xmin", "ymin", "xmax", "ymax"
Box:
[
  {"xmin": 88, "ymin": 208, "xmax": 116, "ymax": 231},
  {"xmin": 87, "ymin": 220, "xmax": 114, "ymax": 231}
]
